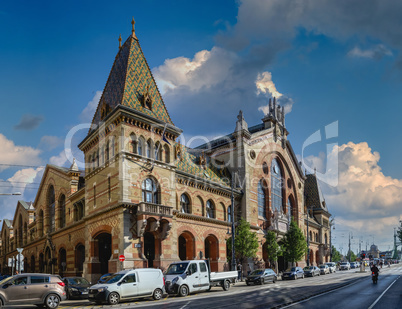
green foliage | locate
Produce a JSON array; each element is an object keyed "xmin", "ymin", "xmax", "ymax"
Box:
[
  {"xmin": 264, "ymin": 230, "xmax": 280, "ymax": 267},
  {"xmin": 281, "ymin": 219, "xmax": 307, "ymax": 264},
  {"xmin": 347, "ymin": 250, "xmax": 357, "ymax": 262},
  {"xmin": 331, "ymin": 245, "xmax": 342, "ymax": 262},
  {"xmin": 226, "ymin": 219, "xmax": 259, "ymax": 263}
]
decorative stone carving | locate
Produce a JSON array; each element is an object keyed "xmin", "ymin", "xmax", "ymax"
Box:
[
  {"xmin": 137, "ymin": 219, "xmax": 147, "ymax": 238},
  {"xmin": 149, "ymin": 220, "xmax": 160, "ymax": 232},
  {"xmin": 199, "ymin": 151, "xmax": 207, "ymax": 169},
  {"xmin": 161, "ymin": 222, "xmax": 172, "ymax": 240}
]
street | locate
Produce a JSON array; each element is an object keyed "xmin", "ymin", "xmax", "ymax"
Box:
[{"xmin": 3, "ymin": 265, "xmax": 401, "ymax": 309}]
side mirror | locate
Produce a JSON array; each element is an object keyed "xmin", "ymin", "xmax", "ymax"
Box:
[{"xmin": 186, "ymin": 271, "xmax": 191, "ymax": 276}]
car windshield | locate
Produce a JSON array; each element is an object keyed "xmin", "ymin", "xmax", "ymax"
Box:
[
  {"xmin": 286, "ymin": 267, "xmax": 296, "ymax": 272},
  {"xmin": 105, "ymin": 274, "xmax": 124, "ymax": 284},
  {"xmin": 319, "ymin": 265, "xmax": 326, "ymax": 268},
  {"xmin": 0, "ymin": 276, "xmax": 13, "ymax": 285},
  {"xmin": 250, "ymin": 270, "xmax": 264, "ymax": 275},
  {"xmin": 67, "ymin": 277, "xmax": 89, "ymax": 285},
  {"xmin": 304, "ymin": 267, "xmax": 313, "ymax": 270},
  {"xmin": 340, "ymin": 263, "xmax": 348, "ymax": 265},
  {"xmin": 165, "ymin": 262, "xmax": 189, "ymax": 275}
]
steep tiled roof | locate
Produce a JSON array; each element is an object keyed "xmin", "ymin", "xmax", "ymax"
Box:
[
  {"xmin": 19, "ymin": 200, "xmax": 32, "ymax": 210},
  {"xmin": 176, "ymin": 146, "xmax": 231, "ymax": 186},
  {"xmin": 304, "ymin": 174, "xmax": 328, "ymax": 211},
  {"xmin": 4, "ymin": 219, "xmax": 13, "ymax": 228},
  {"xmin": 91, "ymin": 33, "xmax": 173, "ymax": 129}
]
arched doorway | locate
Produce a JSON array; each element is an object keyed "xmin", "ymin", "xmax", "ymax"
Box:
[
  {"xmin": 278, "ymin": 256, "xmax": 286, "ymax": 272},
  {"xmin": 75, "ymin": 244, "xmax": 85, "ymax": 276},
  {"xmin": 59, "ymin": 248, "xmax": 67, "ymax": 277},
  {"xmin": 205, "ymin": 235, "xmax": 219, "ymax": 272},
  {"xmin": 95, "ymin": 233, "xmax": 111, "ymax": 275},
  {"xmin": 31, "ymin": 255, "xmax": 36, "ymax": 272},
  {"xmin": 39, "ymin": 253, "xmax": 44, "ymax": 273},
  {"xmin": 178, "ymin": 232, "xmax": 195, "ymax": 261},
  {"xmin": 315, "ymin": 250, "xmax": 320, "ymax": 266},
  {"xmin": 309, "ymin": 250, "xmax": 314, "ymax": 266},
  {"xmin": 144, "ymin": 232, "xmax": 156, "ymax": 268},
  {"xmin": 44, "ymin": 247, "xmax": 52, "ymax": 274}
]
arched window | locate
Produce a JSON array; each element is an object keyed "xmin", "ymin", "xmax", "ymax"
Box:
[
  {"xmin": 287, "ymin": 197, "xmax": 293, "ymax": 221},
  {"xmin": 258, "ymin": 180, "xmax": 266, "ymax": 218},
  {"xmin": 155, "ymin": 142, "xmax": 162, "ymax": 160},
  {"xmin": 221, "ymin": 203, "xmax": 226, "ymax": 221},
  {"xmin": 48, "ymin": 185, "xmax": 55, "ymax": 233},
  {"xmin": 58, "ymin": 194, "xmax": 66, "ymax": 229},
  {"xmin": 88, "ymin": 154, "xmax": 92, "ymax": 171},
  {"xmin": 228, "ymin": 205, "xmax": 232, "ymax": 222},
  {"xmin": 92, "ymin": 153, "xmax": 96, "ymax": 170},
  {"xmin": 105, "ymin": 142, "xmax": 110, "ymax": 161},
  {"xmin": 101, "ymin": 146, "xmax": 105, "ymax": 165},
  {"xmin": 164, "ymin": 144, "xmax": 170, "ymax": 163},
  {"xmin": 309, "ymin": 231, "xmax": 312, "ymax": 241},
  {"xmin": 315, "ymin": 233, "xmax": 318, "ymax": 242},
  {"xmin": 180, "ymin": 194, "xmax": 190, "ymax": 213},
  {"xmin": 206, "ymin": 200, "xmax": 215, "ymax": 219},
  {"xmin": 111, "ymin": 136, "xmax": 115, "ymax": 157},
  {"xmin": 146, "ymin": 140, "xmax": 152, "ymax": 158},
  {"xmin": 138, "ymin": 137, "xmax": 144, "ymax": 156},
  {"xmin": 142, "ymin": 178, "xmax": 159, "ymax": 204},
  {"xmin": 325, "ymin": 234, "xmax": 328, "ymax": 245},
  {"xmin": 271, "ymin": 158, "xmax": 283, "ymax": 213},
  {"xmin": 96, "ymin": 150, "xmax": 100, "ymax": 167},
  {"xmin": 130, "ymin": 133, "xmax": 137, "ymax": 153}
]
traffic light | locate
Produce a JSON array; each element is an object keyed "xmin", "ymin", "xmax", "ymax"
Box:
[{"xmin": 362, "ymin": 253, "xmax": 365, "ymax": 259}]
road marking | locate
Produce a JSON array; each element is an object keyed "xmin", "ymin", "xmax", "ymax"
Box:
[
  {"xmin": 367, "ymin": 275, "xmax": 400, "ymax": 309},
  {"xmin": 179, "ymin": 301, "xmax": 191, "ymax": 309}
]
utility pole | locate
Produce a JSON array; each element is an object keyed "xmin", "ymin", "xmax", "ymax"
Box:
[
  {"xmin": 230, "ymin": 172, "xmax": 236, "ymax": 272},
  {"xmin": 348, "ymin": 232, "xmax": 352, "ymax": 262},
  {"xmin": 306, "ymin": 208, "xmax": 310, "ymax": 266}
]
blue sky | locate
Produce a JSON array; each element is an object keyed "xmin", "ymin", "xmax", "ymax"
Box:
[{"xmin": 0, "ymin": 0, "xmax": 401, "ymax": 254}]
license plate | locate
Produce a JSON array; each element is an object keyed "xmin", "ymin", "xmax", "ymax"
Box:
[{"xmin": 82, "ymin": 291, "xmax": 88, "ymax": 294}]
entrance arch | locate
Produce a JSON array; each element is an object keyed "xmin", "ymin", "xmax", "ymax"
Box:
[
  {"xmin": 44, "ymin": 247, "xmax": 52, "ymax": 274},
  {"xmin": 178, "ymin": 232, "xmax": 195, "ymax": 261},
  {"xmin": 94, "ymin": 233, "xmax": 112, "ymax": 275},
  {"xmin": 39, "ymin": 253, "xmax": 44, "ymax": 273},
  {"xmin": 315, "ymin": 250, "xmax": 320, "ymax": 265},
  {"xmin": 59, "ymin": 248, "xmax": 67, "ymax": 277},
  {"xmin": 309, "ymin": 250, "xmax": 314, "ymax": 266},
  {"xmin": 204, "ymin": 235, "xmax": 219, "ymax": 272},
  {"xmin": 75, "ymin": 243, "xmax": 85, "ymax": 276},
  {"xmin": 144, "ymin": 232, "xmax": 156, "ymax": 268}
]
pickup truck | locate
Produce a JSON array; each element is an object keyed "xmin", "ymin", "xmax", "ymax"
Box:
[{"xmin": 164, "ymin": 260, "xmax": 238, "ymax": 296}]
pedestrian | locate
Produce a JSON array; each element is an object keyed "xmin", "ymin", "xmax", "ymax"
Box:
[{"xmin": 237, "ymin": 262, "xmax": 242, "ymax": 281}]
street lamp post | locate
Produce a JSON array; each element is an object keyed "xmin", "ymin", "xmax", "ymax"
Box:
[
  {"xmin": 0, "ymin": 192, "xmax": 21, "ymax": 196},
  {"xmin": 306, "ymin": 208, "xmax": 310, "ymax": 266}
]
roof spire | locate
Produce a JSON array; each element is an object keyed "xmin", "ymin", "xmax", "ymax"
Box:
[
  {"xmin": 131, "ymin": 17, "xmax": 138, "ymax": 40},
  {"xmin": 118, "ymin": 34, "xmax": 122, "ymax": 49}
]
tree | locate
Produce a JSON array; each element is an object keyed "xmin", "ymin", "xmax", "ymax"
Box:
[
  {"xmin": 398, "ymin": 221, "xmax": 402, "ymax": 244},
  {"xmin": 281, "ymin": 219, "xmax": 307, "ymax": 265},
  {"xmin": 346, "ymin": 250, "xmax": 357, "ymax": 262},
  {"xmin": 331, "ymin": 245, "xmax": 342, "ymax": 262},
  {"xmin": 226, "ymin": 219, "xmax": 259, "ymax": 264},
  {"xmin": 264, "ymin": 230, "xmax": 280, "ymax": 268}
]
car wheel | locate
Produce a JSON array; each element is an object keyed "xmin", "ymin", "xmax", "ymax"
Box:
[
  {"xmin": 45, "ymin": 294, "xmax": 60, "ymax": 309},
  {"xmin": 293, "ymin": 275, "xmax": 297, "ymax": 280},
  {"xmin": 273, "ymin": 277, "xmax": 276, "ymax": 283},
  {"xmin": 179, "ymin": 285, "xmax": 189, "ymax": 297},
  {"xmin": 302, "ymin": 274, "xmax": 304, "ymax": 279},
  {"xmin": 223, "ymin": 280, "xmax": 230, "ymax": 291},
  {"xmin": 153, "ymin": 288, "xmax": 163, "ymax": 300},
  {"xmin": 108, "ymin": 292, "xmax": 120, "ymax": 305}
]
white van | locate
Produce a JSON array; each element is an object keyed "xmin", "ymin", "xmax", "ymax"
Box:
[{"xmin": 88, "ymin": 269, "xmax": 164, "ymax": 305}]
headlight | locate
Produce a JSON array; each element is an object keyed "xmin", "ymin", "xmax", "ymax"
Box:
[{"xmin": 97, "ymin": 287, "xmax": 108, "ymax": 292}]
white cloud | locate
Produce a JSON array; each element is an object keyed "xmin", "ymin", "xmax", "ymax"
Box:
[
  {"xmin": 0, "ymin": 134, "xmax": 42, "ymax": 172},
  {"xmin": 49, "ymin": 150, "xmax": 69, "ymax": 168},
  {"xmin": 348, "ymin": 44, "xmax": 393, "ymax": 60},
  {"xmin": 79, "ymin": 91, "xmax": 102, "ymax": 123},
  {"xmin": 307, "ymin": 141, "xmax": 402, "ymax": 250}
]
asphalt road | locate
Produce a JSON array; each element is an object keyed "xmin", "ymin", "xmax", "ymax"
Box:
[{"xmin": 3, "ymin": 264, "xmax": 401, "ymax": 309}]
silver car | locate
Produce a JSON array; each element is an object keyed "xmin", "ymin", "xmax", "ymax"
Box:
[
  {"xmin": 0, "ymin": 273, "xmax": 66, "ymax": 308},
  {"xmin": 339, "ymin": 262, "xmax": 350, "ymax": 270},
  {"xmin": 325, "ymin": 262, "xmax": 336, "ymax": 273}
]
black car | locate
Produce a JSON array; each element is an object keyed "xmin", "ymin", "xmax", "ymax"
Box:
[
  {"xmin": 63, "ymin": 277, "xmax": 91, "ymax": 299},
  {"xmin": 246, "ymin": 268, "xmax": 277, "ymax": 285},
  {"xmin": 282, "ymin": 267, "xmax": 304, "ymax": 280}
]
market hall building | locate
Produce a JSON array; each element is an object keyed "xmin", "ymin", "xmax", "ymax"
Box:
[{"xmin": 0, "ymin": 21, "xmax": 331, "ymax": 282}]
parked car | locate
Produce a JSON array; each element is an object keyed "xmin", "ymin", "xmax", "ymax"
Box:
[
  {"xmin": 319, "ymin": 264, "xmax": 330, "ymax": 275},
  {"xmin": 245, "ymin": 269, "xmax": 277, "ymax": 285},
  {"xmin": 325, "ymin": 262, "xmax": 336, "ymax": 273},
  {"xmin": 0, "ymin": 273, "xmax": 66, "ymax": 308},
  {"xmin": 282, "ymin": 267, "xmax": 304, "ymax": 280},
  {"xmin": 350, "ymin": 262, "xmax": 358, "ymax": 269},
  {"xmin": 63, "ymin": 277, "xmax": 91, "ymax": 300},
  {"xmin": 303, "ymin": 266, "xmax": 320, "ymax": 277},
  {"xmin": 88, "ymin": 268, "xmax": 164, "ymax": 305},
  {"xmin": 97, "ymin": 273, "xmax": 113, "ymax": 284},
  {"xmin": 339, "ymin": 262, "xmax": 350, "ymax": 270}
]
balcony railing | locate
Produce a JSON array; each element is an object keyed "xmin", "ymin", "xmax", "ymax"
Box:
[{"xmin": 137, "ymin": 202, "xmax": 173, "ymax": 216}]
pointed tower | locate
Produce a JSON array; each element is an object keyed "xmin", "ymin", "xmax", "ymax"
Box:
[{"xmin": 90, "ymin": 18, "xmax": 174, "ymax": 131}]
